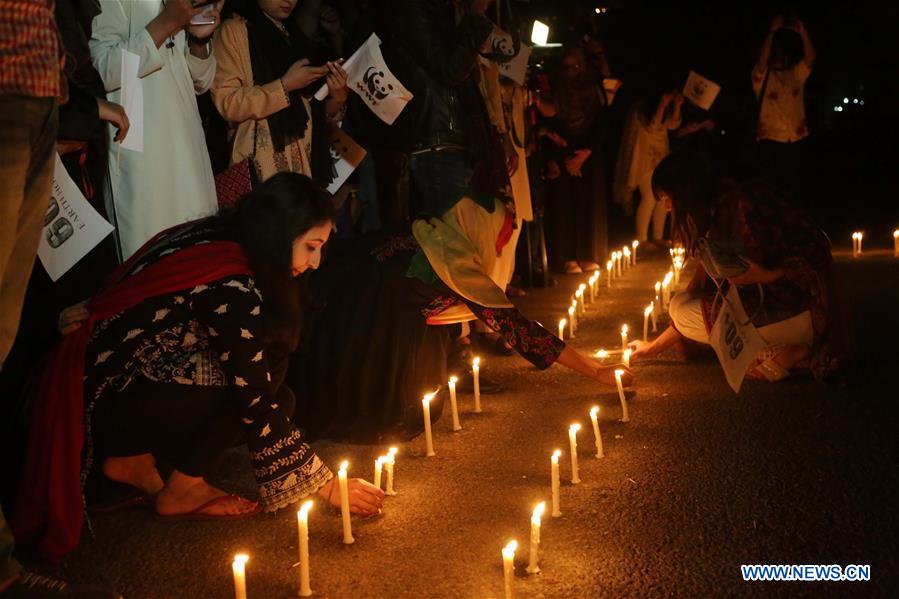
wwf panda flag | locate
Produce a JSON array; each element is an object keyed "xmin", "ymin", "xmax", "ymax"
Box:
[
  {"xmin": 478, "ymin": 28, "xmax": 532, "ymax": 86},
  {"xmin": 319, "ymin": 34, "xmax": 412, "ymax": 125},
  {"xmin": 327, "ymin": 125, "xmax": 367, "ymax": 194}
]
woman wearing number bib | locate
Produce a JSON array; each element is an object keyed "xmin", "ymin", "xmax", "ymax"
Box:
[{"xmin": 628, "ymin": 152, "xmax": 850, "ymax": 384}]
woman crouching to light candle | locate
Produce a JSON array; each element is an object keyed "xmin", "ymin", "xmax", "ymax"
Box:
[
  {"xmin": 15, "ymin": 174, "xmax": 383, "ymax": 561},
  {"xmin": 627, "ymin": 152, "xmax": 851, "ymax": 384}
]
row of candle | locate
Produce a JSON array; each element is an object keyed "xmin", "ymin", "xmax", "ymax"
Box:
[{"xmin": 851, "ymin": 230, "xmax": 899, "ymax": 257}]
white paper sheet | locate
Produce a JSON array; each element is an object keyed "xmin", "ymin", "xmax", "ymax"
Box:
[
  {"xmin": 480, "ymin": 29, "xmax": 532, "ymax": 85},
  {"xmin": 327, "ymin": 127, "xmax": 367, "ymax": 194},
  {"xmin": 119, "ymin": 48, "xmax": 143, "ymax": 152},
  {"xmin": 683, "ymin": 70, "xmax": 721, "ymax": 111},
  {"xmin": 38, "ymin": 155, "xmax": 115, "ymax": 281}
]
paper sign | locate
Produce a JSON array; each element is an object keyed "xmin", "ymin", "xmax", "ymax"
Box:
[
  {"xmin": 38, "ymin": 154, "xmax": 115, "ymax": 281},
  {"xmin": 480, "ymin": 29, "xmax": 532, "ymax": 85},
  {"xmin": 327, "ymin": 126, "xmax": 367, "ymax": 194},
  {"xmin": 709, "ymin": 286, "xmax": 766, "ymax": 393},
  {"xmin": 603, "ymin": 78, "xmax": 622, "ymax": 106},
  {"xmin": 683, "ymin": 70, "xmax": 721, "ymax": 111},
  {"xmin": 119, "ymin": 48, "xmax": 143, "ymax": 152},
  {"xmin": 344, "ymin": 34, "xmax": 413, "ymax": 125}
]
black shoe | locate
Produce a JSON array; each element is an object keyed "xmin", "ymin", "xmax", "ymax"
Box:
[
  {"xmin": 454, "ymin": 370, "xmax": 505, "ymax": 394},
  {"xmin": 2, "ymin": 572, "xmax": 122, "ymax": 598}
]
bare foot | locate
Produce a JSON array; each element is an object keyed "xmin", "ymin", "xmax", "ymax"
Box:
[
  {"xmin": 102, "ymin": 454, "xmax": 164, "ymax": 495},
  {"xmin": 156, "ymin": 471, "xmax": 258, "ymax": 517}
]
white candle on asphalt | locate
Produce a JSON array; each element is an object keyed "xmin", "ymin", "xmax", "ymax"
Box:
[
  {"xmin": 643, "ymin": 304, "xmax": 653, "ymax": 341},
  {"xmin": 589, "ymin": 273, "xmax": 597, "ymax": 301},
  {"xmin": 526, "ymin": 502, "xmax": 546, "ymax": 574},
  {"xmin": 502, "ymin": 540, "xmax": 518, "ymax": 599},
  {"xmin": 650, "ymin": 300, "xmax": 659, "ymax": 332},
  {"xmin": 297, "ymin": 501, "xmax": 313, "ymax": 597},
  {"xmin": 589, "ymin": 406, "xmax": 604, "ymax": 458},
  {"xmin": 632, "ymin": 240, "xmax": 639, "ymax": 265},
  {"xmin": 623, "ymin": 348, "xmax": 632, "ymax": 368},
  {"xmin": 568, "ymin": 424, "xmax": 581, "ymax": 484},
  {"xmin": 662, "ymin": 272, "xmax": 673, "ymax": 312},
  {"xmin": 385, "ymin": 447, "xmax": 397, "ymax": 496},
  {"xmin": 857, "ymin": 232, "xmax": 863, "ymax": 256},
  {"xmin": 550, "ymin": 450, "xmax": 561, "ymax": 517},
  {"xmin": 623, "ymin": 246, "xmax": 631, "ymax": 270},
  {"xmin": 472, "ymin": 357, "xmax": 482, "ymax": 413},
  {"xmin": 620, "ymin": 324, "xmax": 629, "ymax": 351},
  {"xmin": 851, "ymin": 232, "xmax": 861, "ymax": 257},
  {"xmin": 232, "ymin": 554, "xmax": 249, "ymax": 599},
  {"xmin": 654, "ymin": 281, "xmax": 661, "ymax": 313},
  {"xmin": 616, "ymin": 251, "xmax": 623, "ymax": 277},
  {"xmin": 448, "ymin": 376, "xmax": 461, "ymax": 431},
  {"xmin": 614, "ymin": 370, "xmax": 629, "ymax": 422},
  {"xmin": 422, "ymin": 392, "xmax": 436, "ymax": 457},
  {"xmin": 558, "ymin": 318, "xmax": 566, "ymax": 341},
  {"xmin": 606, "ymin": 260, "xmax": 613, "ymax": 286},
  {"xmin": 338, "ymin": 461, "xmax": 355, "ymax": 544},
  {"xmin": 567, "ymin": 307, "xmax": 575, "ymax": 338},
  {"xmin": 894, "ymin": 230, "xmax": 899, "ymax": 257},
  {"xmin": 576, "ymin": 288, "xmax": 585, "ymax": 314},
  {"xmin": 373, "ymin": 456, "xmax": 384, "ymax": 490},
  {"xmin": 569, "ymin": 301, "xmax": 578, "ymax": 333}
]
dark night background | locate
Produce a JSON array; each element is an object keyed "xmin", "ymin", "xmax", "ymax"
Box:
[{"xmin": 518, "ymin": 0, "xmax": 899, "ymax": 246}]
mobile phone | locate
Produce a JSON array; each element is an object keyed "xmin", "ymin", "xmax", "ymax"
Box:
[{"xmin": 190, "ymin": 3, "xmax": 216, "ymax": 26}]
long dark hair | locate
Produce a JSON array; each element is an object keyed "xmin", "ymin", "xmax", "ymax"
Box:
[
  {"xmin": 769, "ymin": 28, "xmax": 804, "ymax": 71},
  {"xmin": 228, "ymin": 172, "xmax": 334, "ymax": 352},
  {"xmin": 651, "ymin": 151, "xmax": 717, "ymax": 252}
]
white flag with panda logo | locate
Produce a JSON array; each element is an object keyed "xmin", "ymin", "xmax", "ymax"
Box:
[
  {"xmin": 340, "ymin": 34, "xmax": 413, "ymax": 125},
  {"xmin": 479, "ymin": 28, "xmax": 531, "ymax": 85},
  {"xmin": 683, "ymin": 70, "xmax": 721, "ymax": 110},
  {"xmin": 326, "ymin": 126, "xmax": 367, "ymax": 194}
]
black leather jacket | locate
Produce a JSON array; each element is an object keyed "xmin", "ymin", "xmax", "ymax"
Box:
[{"xmin": 388, "ymin": 0, "xmax": 494, "ymax": 152}]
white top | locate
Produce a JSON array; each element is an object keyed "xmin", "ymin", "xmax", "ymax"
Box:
[
  {"xmin": 91, "ymin": 0, "xmax": 219, "ymax": 259},
  {"xmin": 753, "ymin": 62, "xmax": 811, "ymax": 143}
]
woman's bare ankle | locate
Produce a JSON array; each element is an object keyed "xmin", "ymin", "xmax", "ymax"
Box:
[{"xmin": 102, "ymin": 454, "xmax": 164, "ymax": 495}]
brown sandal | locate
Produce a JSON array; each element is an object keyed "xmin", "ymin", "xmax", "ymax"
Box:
[{"xmin": 156, "ymin": 495, "xmax": 260, "ymax": 522}]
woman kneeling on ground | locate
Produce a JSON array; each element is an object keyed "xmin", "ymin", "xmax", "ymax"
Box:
[
  {"xmin": 629, "ymin": 151, "xmax": 850, "ymax": 384},
  {"xmin": 12, "ymin": 173, "xmax": 383, "ymax": 562}
]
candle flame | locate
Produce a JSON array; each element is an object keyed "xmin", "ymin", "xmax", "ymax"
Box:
[
  {"xmin": 621, "ymin": 324, "xmax": 628, "ymax": 334},
  {"xmin": 568, "ymin": 306, "xmax": 575, "ymax": 316},
  {"xmin": 449, "ymin": 375, "xmax": 458, "ymax": 384},
  {"xmin": 339, "ymin": 460, "xmax": 349, "ymax": 472},
  {"xmin": 595, "ymin": 349, "xmax": 608, "ymax": 359},
  {"xmin": 578, "ymin": 283, "xmax": 586, "ymax": 292},
  {"xmin": 551, "ymin": 449, "xmax": 561, "ymax": 461},
  {"xmin": 388, "ymin": 447, "xmax": 398, "ymax": 457},
  {"xmin": 559, "ymin": 318, "xmax": 567, "ymax": 328},
  {"xmin": 663, "ymin": 272, "xmax": 673, "ymax": 286},
  {"xmin": 893, "ymin": 229, "xmax": 899, "ymax": 238},
  {"xmin": 532, "ymin": 502, "xmax": 546, "ymax": 521},
  {"xmin": 298, "ymin": 499, "xmax": 313, "ymax": 518},
  {"xmin": 569, "ymin": 423, "xmax": 581, "ymax": 433},
  {"xmin": 655, "ymin": 281, "xmax": 661, "ymax": 292},
  {"xmin": 502, "ymin": 540, "xmax": 518, "ymax": 558},
  {"xmin": 590, "ymin": 406, "xmax": 599, "ymax": 416},
  {"xmin": 644, "ymin": 304, "xmax": 653, "ymax": 316},
  {"xmin": 376, "ymin": 456, "xmax": 385, "ymax": 466},
  {"xmin": 606, "ymin": 260, "xmax": 613, "ymax": 269},
  {"xmin": 614, "ymin": 369, "xmax": 625, "ymax": 377},
  {"xmin": 233, "ymin": 554, "xmax": 249, "ymax": 566},
  {"xmin": 473, "ymin": 357, "xmax": 481, "ymax": 368},
  {"xmin": 623, "ymin": 247, "xmax": 631, "ymax": 256},
  {"xmin": 633, "ymin": 240, "xmax": 639, "ymax": 249}
]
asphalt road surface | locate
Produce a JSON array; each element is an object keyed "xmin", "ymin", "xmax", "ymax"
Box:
[{"xmin": 52, "ymin": 248, "xmax": 899, "ymax": 598}]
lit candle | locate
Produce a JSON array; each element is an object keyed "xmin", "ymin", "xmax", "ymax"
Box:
[
  {"xmin": 643, "ymin": 304, "xmax": 653, "ymax": 341},
  {"xmin": 588, "ymin": 273, "xmax": 597, "ymax": 302},
  {"xmin": 569, "ymin": 301, "xmax": 578, "ymax": 333},
  {"xmin": 614, "ymin": 369, "xmax": 629, "ymax": 422},
  {"xmin": 338, "ymin": 461, "xmax": 355, "ymax": 544},
  {"xmin": 620, "ymin": 324, "xmax": 629, "ymax": 351},
  {"xmin": 577, "ymin": 284, "xmax": 587, "ymax": 310},
  {"xmin": 615, "ymin": 251, "xmax": 622, "ymax": 277},
  {"xmin": 558, "ymin": 318, "xmax": 566, "ymax": 341},
  {"xmin": 851, "ymin": 232, "xmax": 860, "ymax": 257},
  {"xmin": 894, "ymin": 230, "xmax": 899, "ymax": 257},
  {"xmin": 606, "ymin": 260, "xmax": 613, "ymax": 286},
  {"xmin": 622, "ymin": 246, "xmax": 631, "ymax": 270},
  {"xmin": 550, "ymin": 450, "xmax": 561, "ymax": 517},
  {"xmin": 650, "ymin": 300, "xmax": 658, "ymax": 332},
  {"xmin": 623, "ymin": 348, "xmax": 632, "ymax": 368},
  {"xmin": 632, "ymin": 240, "xmax": 639, "ymax": 265},
  {"xmin": 422, "ymin": 392, "xmax": 436, "ymax": 457},
  {"xmin": 594, "ymin": 348, "xmax": 608, "ymax": 361},
  {"xmin": 567, "ymin": 307, "xmax": 575, "ymax": 338},
  {"xmin": 297, "ymin": 501, "xmax": 313, "ymax": 597},
  {"xmin": 589, "ymin": 406, "xmax": 604, "ymax": 458},
  {"xmin": 568, "ymin": 424, "xmax": 581, "ymax": 484},
  {"xmin": 654, "ymin": 281, "xmax": 661, "ymax": 313},
  {"xmin": 472, "ymin": 357, "xmax": 482, "ymax": 413},
  {"xmin": 661, "ymin": 271, "xmax": 673, "ymax": 312},
  {"xmin": 575, "ymin": 288, "xmax": 585, "ymax": 315},
  {"xmin": 502, "ymin": 540, "xmax": 518, "ymax": 599},
  {"xmin": 857, "ymin": 232, "xmax": 863, "ymax": 256},
  {"xmin": 448, "ymin": 376, "xmax": 462, "ymax": 431},
  {"xmin": 385, "ymin": 447, "xmax": 397, "ymax": 496},
  {"xmin": 373, "ymin": 456, "xmax": 384, "ymax": 490},
  {"xmin": 232, "ymin": 554, "xmax": 249, "ymax": 599},
  {"xmin": 526, "ymin": 502, "xmax": 546, "ymax": 574}
]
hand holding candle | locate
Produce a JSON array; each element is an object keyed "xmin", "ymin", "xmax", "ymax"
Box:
[
  {"xmin": 448, "ymin": 375, "xmax": 462, "ymax": 431},
  {"xmin": 623, "ymin": 348, "xmax": 632, "ymax": 368},
  {"xmin": 297, "ymin": 501, "xmax": 313, "ymax": 597},
  {"xmin": 502, "ymin": 540, "xmax": 518, "ymax": 599},
  {"xmin": 568, "ymin": 424, "xmax": 581, "ymax": 484},
  {"xmin": 526, "ymin": 502, "xmax": 546, "ymax": 574},
  {"xmin": 550, "ymin": 450, "xmax": 561, "ymax": 517},
  {"xmin": 422, "ymin": 392, "xmax": 436, "ymax": 456},
  {"xmin": 232, "ymin": 554, "xmax": 249, "ymax": 599},
  {"xmin": 589, "ymin": 406, "xmax": 604, "ymax": 458}
]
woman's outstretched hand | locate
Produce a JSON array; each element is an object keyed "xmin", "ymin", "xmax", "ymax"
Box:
[
  {"xmin": 318, "ymin": 477, "xmax": 385, "ymax": 517},
  {"xmin": 628, "ymin": 339, "xmax": 656, "ymax": 361}
]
